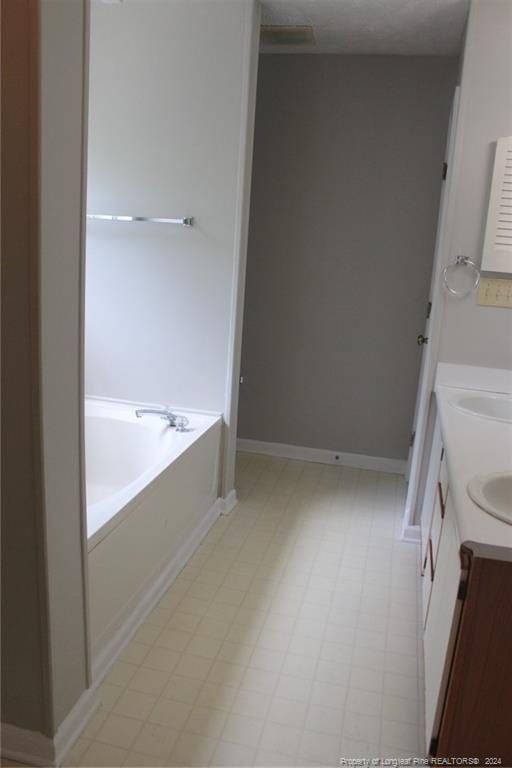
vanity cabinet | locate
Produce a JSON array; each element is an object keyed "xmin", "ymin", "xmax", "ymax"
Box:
[{"xmin": 421, "ymin": 418, "xmax": 512, "ymax": 763}]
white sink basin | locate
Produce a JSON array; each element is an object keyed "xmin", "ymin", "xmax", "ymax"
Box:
[
  {"xmin": 451, "ymin": 393, "xmax": 512, "ymax": 423},
  {"xmin": 467, "ymin": 473, "xmax": 512, "ymax": 524}
]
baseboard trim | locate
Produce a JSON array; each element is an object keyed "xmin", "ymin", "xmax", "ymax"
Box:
[
  {"xmin": 237, "ymin": 438, "xmax": 406, "ymax": 475},
  {"xmin": 1, "ymin": 687, "xmax": 99, "ymax": 767},
  {"xmin": 0, "ymin": 723, "xmax": 55, "ymax": 767},
  {"xmin": 401, "ymin": 524, "xmax": 421, "ymax": 543},
  {"xmin": 91, "ymin": 496, "xmax": 223, "ymax": 684},
  {"xmin": 53, "ymin": 686, "xmax": 99, "ymax": 765},
  {"xmin": 220, "ymin": 489, "xmax": 238, "ymax": 515}
]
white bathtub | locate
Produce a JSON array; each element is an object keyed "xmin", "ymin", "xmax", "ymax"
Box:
[{"xmin": 85, "ymin": 397, "xmax": 222, "ymax": 675}]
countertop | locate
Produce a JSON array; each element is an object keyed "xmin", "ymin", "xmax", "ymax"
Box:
[{"xmin": 435, "ymin": 365, "xmax": 512, "ymax": 548}]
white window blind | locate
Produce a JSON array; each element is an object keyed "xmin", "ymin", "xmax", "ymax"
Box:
[{"xmin": 482, "ymin": 136, "xmax": 512, "ymax": 274}]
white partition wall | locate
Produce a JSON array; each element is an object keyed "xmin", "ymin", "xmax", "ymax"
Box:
[
  {"xmin": 86, "ymin": 0, "xmax": 260, "ymax": 497},
  {"xmin": 438, "ymin": 0, "xmax": 512, "ymax": 369}
]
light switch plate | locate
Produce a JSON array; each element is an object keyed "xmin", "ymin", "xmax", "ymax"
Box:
[{"xmin": 478, "ymin": 277, "xmax": 512, "ymax": 308}]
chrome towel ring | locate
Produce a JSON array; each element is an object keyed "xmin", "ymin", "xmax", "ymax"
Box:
[{"xmin": 441, "ymin": 255, "xmax": 481, "ymax": 298}]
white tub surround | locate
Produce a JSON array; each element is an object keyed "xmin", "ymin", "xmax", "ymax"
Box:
[{"xmin": 85, "ymin": 397, "xmax": 222, "ymax": 681}]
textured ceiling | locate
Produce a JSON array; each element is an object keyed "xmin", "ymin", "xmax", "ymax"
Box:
[{"xmin": 260, "ymin": 0, "xmax": 469, "ymax": 55}]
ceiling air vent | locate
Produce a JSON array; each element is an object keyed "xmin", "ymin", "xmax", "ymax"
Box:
[{"xmin": 260, "ymin": 25, "xmax": 316, "ymax": 47}]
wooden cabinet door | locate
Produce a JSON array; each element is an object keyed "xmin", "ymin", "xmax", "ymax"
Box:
[{"xmin": 436, "ymin": 545, "xmax": 512, "ymax": 763}]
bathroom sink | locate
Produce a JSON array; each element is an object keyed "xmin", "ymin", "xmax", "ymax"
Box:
[
  {"xmin": 451, "ymin": 393, "xmax": 512, "ymax": 423},
  {"xmin": 467, "ymin": 473, "xmax": 512, "ymax": 525}
]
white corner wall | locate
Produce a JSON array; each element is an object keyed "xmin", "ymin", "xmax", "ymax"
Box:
[
  {"xmin": 438, "ymin": 0, "xmax": 512, "ymax": 369},
  {"xmin": 40, "ymin": 0, "xmax": 90, "ymax": 731},
  {"xmin": 85, "ymin": 0, "xmax": 260, "ymax": 469}
]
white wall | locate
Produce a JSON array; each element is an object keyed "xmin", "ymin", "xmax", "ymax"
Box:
[
  {"xmin": 85, "ymin": 0, "xmax": 259, "ymax": 446},
  {"xmin": 40, "ymin": 0, "xmax": 90, "ymax": 731},
  {"xmin": 438, "ymin": 0, "xmax": 512, "ymax": 369}
]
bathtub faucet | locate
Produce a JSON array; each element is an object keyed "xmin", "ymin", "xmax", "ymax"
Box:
[{"xmin": 135, "ymin": 407, "xmax": 179, "ymax": 427}]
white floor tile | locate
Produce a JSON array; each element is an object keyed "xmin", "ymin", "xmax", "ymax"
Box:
[
  {"xmin": 170, "ymin": 730, "xmax": 217, "ymax": 766},
  {"xmin": 161, "ymin": 673, "xmax": 203, "ymax": 704},
  {"xmin": 297, "ymin": 728, "xmax": 341, "ymax": 765},
  {"xmin": 241, "ymin": 667, "xmax": 279, "ymax": 696},
  {"xmin": 309, "ymin": 680, "xmax": 347, "ymax": 712},
  {"xmin": 95, "ymin": 713, "xmax": 142, "ymax": 750},
  {"xmin": 221, "ymin": 712, "xmax": 265, "ymax": 748},
  {"xmin": 304, "ymin": 703, "xmax": 344, "ymax": 736},
  {"xmin": 275, "ymin": 674, "xmax": 313, "ymax": 703},
  {"xmin": 65, "ymin": 456, "xmax": 423, "ymax": 768},
  {"xmin": 155, "ymin": 627, "xmax": 193, "ymax": 653},
  {"xmin": 232, "ymin": 688, "xmax": 272, "ymax": 719},
  {"xmin": 346, "ymin": 687, "xmax": 383, "ymax": 717},
  {"xmin": 79, "ymin": 741, "xmax": 127, "ymax": 767},
  {"xmin": 282, "ymin": 653, "xmax": 318, "ymax": 679},
  {"xmin": 196, "ymin": 681, "xmax": 237, "ymax": 711},
  {"xmin": 184, "ymin": 704, "xmax": 227, "ymax": 739},
  {"xmin": 381, "ymin": 718, "xmax": 420, "ymax": 752},
  {"xmin": 123, "ymin": 750, "xmax": 165, "ymax": 766},
  {"xmin": 105, "ymin": 661, "xmax": 138, "ymax": 688},
  {"xmin": 113, "ymin": 689, "xmax": 157, "ymax": 721},
  {"xmin": 143, "ymin": 646, "xmax": 181, "ymax": 674},
  {"xmin": 148, "ymin": 697, "xmax": 192, "ymax": 729},
  {"xmin": 267, "ymin": 695, "xmax": 308, "ymax": 728},
  {"xmin": 132, "ymin": 721, "xmax": 179, "ymax": 759},
  {"xmin": 254, "ymin": 747, "xmax": 294, "ymax": 766},
  {"xmin": 186, "ymin": 633, "xmax": 223, "ymax": 659},
  {"xmin": 340, "ymin": 736, "xmax": 380, "ymax": 759},
  {"xmin": 62, "ymin": 737, "xmax": 90, "ymax": 766},
  {"xmin": 211, "ymin": 740, "xmax": 256, "ymax": 766},
  {"xmin": 259, "ymin": 721, "xmax": 301, "ymax": 757},
  {"xmin": 383, "ymin": 693, "xmax": 419, "ymax": 724},
  {"xmin": 174, "ymin": 653, "xmax": 213, "ymax": 680},
  {"xmin": 81, "ymin": 709, "xmax": 108, "ymax": 740},
  {"xmin": 342, "ymin": 710, "xmax": 381, "ymax": 744},
  {"xmin": 98, "ymin": 682, "xmax": 124, "ymax": 712}
]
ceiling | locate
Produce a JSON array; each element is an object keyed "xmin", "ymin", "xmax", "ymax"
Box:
[{"xmin": 260, "ymin": 0, "xmax": 469, "ymax": 55}]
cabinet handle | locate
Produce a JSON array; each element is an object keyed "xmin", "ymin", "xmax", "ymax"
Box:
[
  {"xmin": 428, "ymin": 538, "xmax": 434, "ymax": 582},
  {"xmin": 437, "ymin": 481, "xmax": 446, "ymax": 519}
]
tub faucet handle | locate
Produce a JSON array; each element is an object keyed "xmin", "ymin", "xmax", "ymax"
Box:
[
  {"xmin": 175, "ymin": 415, "xmax": 189, "ymax": 432},
  {"xmin": 135, "ymin": 407, "xmax": 178, "ymax": 427}
]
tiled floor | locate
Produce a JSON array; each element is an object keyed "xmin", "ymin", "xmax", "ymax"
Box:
[{"xmin": 65, "ymin": 453, "xmax": 424, "ymax": 767}]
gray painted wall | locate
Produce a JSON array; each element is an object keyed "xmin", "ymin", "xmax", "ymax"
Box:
[
  {"xmin": 438, "ymin": 0, "xmax": 512, "ymax": 369},
  {"xmin": 239, "ymin": 55, "xmax": 457, "ymax": 460}
]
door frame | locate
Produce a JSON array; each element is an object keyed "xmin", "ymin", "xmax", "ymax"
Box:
[
  {"xmin": 402, "ymin": 86, "xmax": 461, "ymax": 538},
  {"xmin": 221, "ymin": 0, "xmax": 261, "ymax": 501}
]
